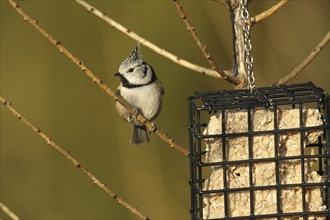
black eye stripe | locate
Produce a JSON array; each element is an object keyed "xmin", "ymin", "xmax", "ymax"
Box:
[
  {"xmin": 128, "ymin": 63, "xmax": 148, "ymax": 77},
  {"xmin": 127, "ymin": 63, "xmax": 143, "ymax": 73},
  {"xmin": 142, "ymin": 64, "xmax": 148, "ymax": 78}
]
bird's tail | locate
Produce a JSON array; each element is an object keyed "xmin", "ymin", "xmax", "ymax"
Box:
[{"xmin": 131, "ymin": 125, "xmax": 149, "ymax": 144}]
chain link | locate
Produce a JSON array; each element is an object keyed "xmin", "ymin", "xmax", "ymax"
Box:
[{"xmin": 241, "ymin": 0, "xmax": 256, "ymax": 92}]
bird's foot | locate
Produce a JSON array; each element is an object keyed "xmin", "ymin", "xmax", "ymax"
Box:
[
  {"xmin": 127, "ymin": 107, "xmax": 140, "ymax": 123},
  {"xmin": 150, "ymin": 122, "xmax": 157, "ymax": 132}
]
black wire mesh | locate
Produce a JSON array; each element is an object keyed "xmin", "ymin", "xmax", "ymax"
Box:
[{"xmin": 188, "ymin": 82, "xmax": 330, "ymax": 220}]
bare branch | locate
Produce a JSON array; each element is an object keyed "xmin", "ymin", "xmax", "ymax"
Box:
[
  {"xmin": 276, "ymin": 32, "xmax": 330, "ymax": 85},
  {"xmin": 173, "ymin": 0, "xmax": 240, "ymax": 86},
  {"xmin": 75, "ymin": 0, "xmax": 222, "ymax": 79},
  {"xmin": 0, "ymin": 202, "xmax": 20, "ymax": 220},
  {"xmin": 7, "ymin": 0, "xmax": 189, "ymax": 157},
  {"xmin": 249, "ymin": 0, "xmax": 289, "ymax": 26},
  {"xmin": 213, "ymin": 0, "xmax": 227, "ymax": 6},
  {"xmin": 214, "ymin": 0, "xmax": 239, "ymax": 9},
  {"xmin": 228, "ymin": 1, "xmax": 248, "ymax": 89},
  {"xmin": 0, "ymin": 97, "xmax": 150, "ymax": 220}
]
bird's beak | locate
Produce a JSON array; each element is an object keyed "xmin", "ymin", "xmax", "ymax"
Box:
[{"xmin": 114, "ymin": 72, "xmax": 120, "ymax": 77}]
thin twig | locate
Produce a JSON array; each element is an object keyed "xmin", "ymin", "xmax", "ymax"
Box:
[
  {"xmin": 213, "ymin": 0, "xmax": 238, "ymax": 9},
  {"xmin": 7, "ymin": 0, "xmax": 189, "ymax": 157},
  {"xmin": 249, "ymin": 0, "xmax": 289, "ymax": 26},
  {"xmin": 173, "ymin": 0, "xmax": 240, "ymax": 86},
  {"xmin": 276, "ymin": 32, "xmax": 330, "ymax": 85},
  {"xmin": 0, "ymin": 96, "xmax": 150, "ymax": 220},
  {"xmin": 76, "ymin": 0, "xmax": 223, "ymax": 79},
  {"xmin": 213, "ymin": 0, "xmax": 227, "ymax": 6},
  {"xmin": 0, "ymin": 202, "xmax": 20, "ymax": 220}
]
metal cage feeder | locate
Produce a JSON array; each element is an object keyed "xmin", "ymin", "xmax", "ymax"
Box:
[{"xmin": 188, "ymin": 82, "xmax": 330, "ymax": 220}]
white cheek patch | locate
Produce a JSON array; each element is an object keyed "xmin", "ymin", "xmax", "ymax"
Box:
[{"xmin": 125, "ymin": 67, "xmax": 152, "ymax": 85}]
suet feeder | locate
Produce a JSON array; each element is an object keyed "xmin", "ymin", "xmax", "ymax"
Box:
[{"xmin": 188, "ymin": 81, "xmax": 330, "ymax": 219}]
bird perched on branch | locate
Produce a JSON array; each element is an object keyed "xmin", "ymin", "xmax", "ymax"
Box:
[{"xmin": 114, "ymin": 44, "xmax": 164, "ymax": 144}]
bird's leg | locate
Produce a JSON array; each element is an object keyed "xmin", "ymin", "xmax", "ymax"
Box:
[
  {"xmin": 150, "ymin": 122, "xmax": 157, "ymax": 132},
  {"xmin": 127, "ymin": 106, "xmax": 140, "ymax": 124}
]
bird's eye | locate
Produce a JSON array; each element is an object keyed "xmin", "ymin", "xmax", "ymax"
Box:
[{"xmin": 127, "ymin": 68, "xmax": 134, "ymax": 73}]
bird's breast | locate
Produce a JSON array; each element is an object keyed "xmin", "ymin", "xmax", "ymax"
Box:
[{"xmin": 120, "ymin": 82, "xmax": 163, "ymax": 121}]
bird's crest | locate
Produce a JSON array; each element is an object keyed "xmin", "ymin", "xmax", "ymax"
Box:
[{"xmin": 121, "ymin": 43, "xmax": 142, "ymax": 66}]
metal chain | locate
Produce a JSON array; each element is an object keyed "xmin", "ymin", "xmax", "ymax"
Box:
[{"xmin": 241, "ymin": 0, "xmax": 256, "ymax": 92}]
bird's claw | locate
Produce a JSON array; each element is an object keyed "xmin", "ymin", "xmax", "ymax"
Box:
[
  {"xmin": 132, "ymin": 107, "xmax": 139, "ymax": 115},
  {"xmin": 127, "ymin": 107, "xmax": 140, "ymax": 123},
  {"xmin": 150, "ymin": 122, "xmax": 157, "ymax": 132}
]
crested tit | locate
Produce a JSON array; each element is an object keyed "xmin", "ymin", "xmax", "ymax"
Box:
[{"xmin": 114, "ymin": 45, "xmax": 164, "ymax": 144}]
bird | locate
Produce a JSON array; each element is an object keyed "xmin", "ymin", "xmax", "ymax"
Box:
[{"xmin": 114, "ymin": 44, "xmax": 164, "ymax": 144}]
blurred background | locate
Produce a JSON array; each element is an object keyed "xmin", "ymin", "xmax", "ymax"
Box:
[{"xmin": 1, "ymin": 1, "xmax": 329, "ymax": 219}]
